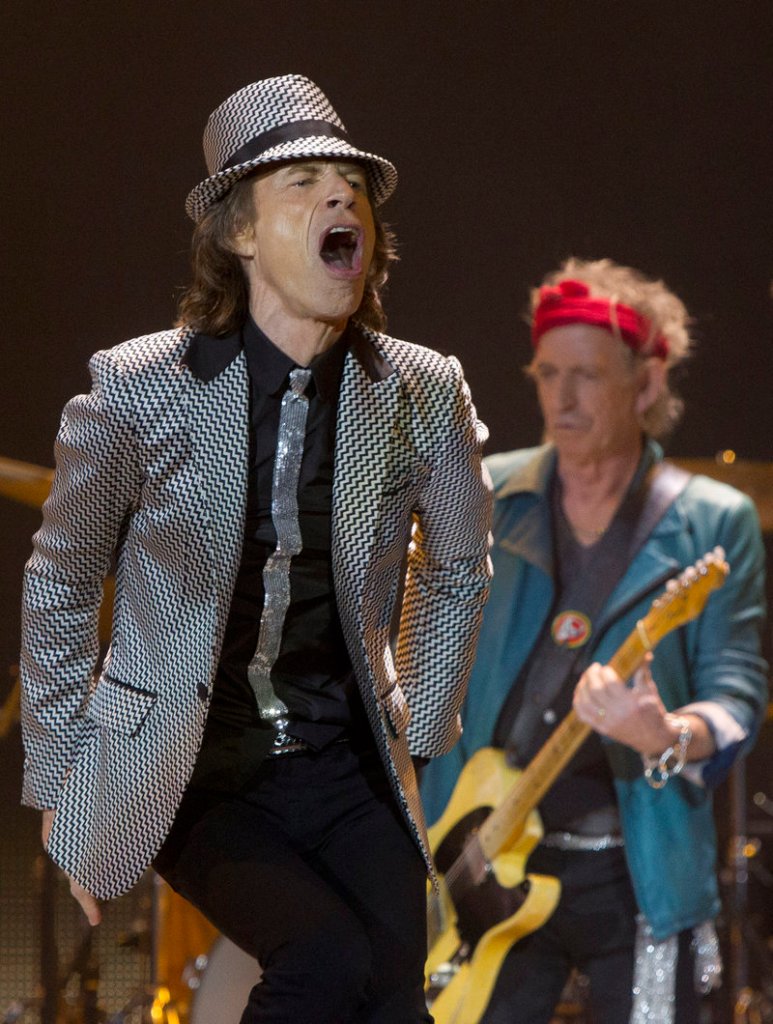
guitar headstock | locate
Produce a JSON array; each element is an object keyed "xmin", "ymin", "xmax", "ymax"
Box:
[{"xmin": 641, "ymin": 547, "xmax": 729, "ymax": 645}]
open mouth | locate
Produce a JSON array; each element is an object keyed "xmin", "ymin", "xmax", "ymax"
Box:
[{"xmin": 319, "ymin": 225, "xmax": 362, "ymax": 274}]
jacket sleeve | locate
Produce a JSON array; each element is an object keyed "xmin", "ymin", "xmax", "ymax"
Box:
[
  {"xmin": 679, "ymin": 486, "xmax": 769, "ymax": 788},
  {"xmin": 399, "ymin": 355, "xmax": 492, "ymax": 759},
  {"xmin": 20, "ymin": 349, "xmax": 142, "ymax": 809}
]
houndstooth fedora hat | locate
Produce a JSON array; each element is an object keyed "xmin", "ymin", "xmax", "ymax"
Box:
[{"xmin": 185, "ymin": 74, "xmax": 398, "ymax": 222}]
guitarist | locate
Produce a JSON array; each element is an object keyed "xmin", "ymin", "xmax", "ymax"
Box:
[{"xmin": 421, "ymin": 258, "xmax": 768, "ymax": 1024}]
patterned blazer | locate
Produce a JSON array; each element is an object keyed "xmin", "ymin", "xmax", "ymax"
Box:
[{"xmin": 20, "ymin": 324, "xmax": 492, "ymax": 900}]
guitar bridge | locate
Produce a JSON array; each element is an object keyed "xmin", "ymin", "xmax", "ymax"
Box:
[{"xmin": 427, "ymin": 943, "xmax": 471, "ymax": 994}]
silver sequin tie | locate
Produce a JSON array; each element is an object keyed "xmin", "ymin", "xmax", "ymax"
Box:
[{"xmin": 247, "ymin": 366, "xmax": 312, "ymax": 741}]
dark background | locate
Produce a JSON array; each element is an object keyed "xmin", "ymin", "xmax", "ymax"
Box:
[{"xmin": 1, "ymin": 1, "xmax": 771, "ymax": 1018}]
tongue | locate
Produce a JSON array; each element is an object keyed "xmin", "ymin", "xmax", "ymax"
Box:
[
  {"xmin": 321, "ymin": 242, "xmax": 354, "ymax": 270},
  {"xmin": 321, "ymin": 228, "xmax": 359, "ymax": 270}
]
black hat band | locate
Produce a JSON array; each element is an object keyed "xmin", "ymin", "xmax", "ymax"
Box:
[{"xmin": 221, "ymin": 119, "xmax": 350, "ymax": 172}]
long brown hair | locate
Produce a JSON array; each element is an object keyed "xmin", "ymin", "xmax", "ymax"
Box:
[{"xmin": 176, "ymin": 175, "xmax": 398, "ymax": 336}]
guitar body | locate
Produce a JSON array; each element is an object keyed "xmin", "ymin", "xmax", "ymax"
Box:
[{"xmin": 426, "ymin": 748, "xmax": 561, "ymax": 1024}]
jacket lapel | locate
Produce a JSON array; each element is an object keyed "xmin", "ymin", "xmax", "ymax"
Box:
[
  {"xmin": 598, "ymin": 503, "xmax": 686, "ymax": 628},
  {"xmin": 179, "ymin": 330, "xmax": 249, "ymax": 631},
  {"xmin": 497, "ymin": 446, "xmax": 556, "ymax": 578},
  {"xmin": 331, "ymin": 330, "xmax": 407, "ymax": 628}
]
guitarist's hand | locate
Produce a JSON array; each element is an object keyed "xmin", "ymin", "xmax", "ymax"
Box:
[
  {"xmin": 573, "ymin": 656, "xmax": 675, "ymax": 754},
  {"xmin": 573, "ymin": 657, "xmax": 716, "ymax": 760}
]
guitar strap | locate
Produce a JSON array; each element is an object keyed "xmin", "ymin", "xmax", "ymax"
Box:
[{"xmin": 500, "ymin": 460, "xmax": 692, "ymax": 766}]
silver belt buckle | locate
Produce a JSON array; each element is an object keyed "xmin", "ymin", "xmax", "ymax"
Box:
[{"xmin": 268, "ymin": 727, "xmax": 310, "ymax": 757}]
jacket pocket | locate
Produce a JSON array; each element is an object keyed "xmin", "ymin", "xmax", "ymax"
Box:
[{"xmin": 85, "ymin": 674, "xmax": 158, "ymax": 737}]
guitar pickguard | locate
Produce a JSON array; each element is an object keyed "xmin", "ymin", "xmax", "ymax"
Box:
[
  {"xmin": 425, "ymin": 749, "xmax": 562, "ymax": 1022},
  {"xmin": 433, "ymin": 807, "xmax": 531, "ymax": 948}
]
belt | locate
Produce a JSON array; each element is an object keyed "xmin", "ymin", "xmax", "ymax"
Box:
[
  {"xmin": 267, "ymin": 735, "xmax": 312, "ymax": 757},
  {"xmin": 267, "ymin": 735, "xmax": 351, "ymax": 757},
  {"xmin": 541, "ymin": 830, "xmax": 624, "ymax": 852}
]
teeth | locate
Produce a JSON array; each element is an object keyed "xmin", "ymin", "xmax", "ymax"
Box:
[{"xmin": 329, "ymin": 227, "xmax": 356, "ymax": 237}]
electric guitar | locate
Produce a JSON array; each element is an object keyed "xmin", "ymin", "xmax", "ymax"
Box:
[{"xmin": 425, "ymin": 548, "xmax": 729, "ymax": 1024}]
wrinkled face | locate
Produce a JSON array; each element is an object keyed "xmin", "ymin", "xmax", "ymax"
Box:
[
  {"xmin": 529, "ymin": 323, "xmax": 658, "ymax": 463},
  {"xmin": 234, "ymin": 159, "xmax": 376, "ymax": 333}
]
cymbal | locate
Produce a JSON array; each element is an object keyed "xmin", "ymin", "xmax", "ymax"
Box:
[{"xmin": 0, "ymin": 456, "xmax": 53, "ymax": 510}]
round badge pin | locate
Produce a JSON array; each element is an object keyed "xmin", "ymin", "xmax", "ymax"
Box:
[{"xmin": 551, "ymin": 610, "xmax": 592, "ymax": 649}]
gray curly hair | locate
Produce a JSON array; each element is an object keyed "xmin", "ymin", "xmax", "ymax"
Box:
[{"xmin": 530, "ymin": 257, "xmax": 693, "ymax": 438}]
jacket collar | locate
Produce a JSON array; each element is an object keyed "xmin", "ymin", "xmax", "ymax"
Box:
[
  {"xmin": 496, "ymin": 445, "xmax": 556, "ymax": 575},
  {"xmin": 498, "ymin": 439, "xmax": 667, "ymax": 504},
  {"xmin": 349, "ymin": 324, "xmax": 395, "ymax": 383},
  {"xmin": 181, "ymin": 328, "xmax": 241, "ymax": 383},
  {"xmin": 180, "ymin": 321, "xmax": 394, "ymax": 386},
  {"xmin": 495, "ymin": 439, "xmax": 675, "ymax": 577},
  {"xmin": 498, "ymin": 444, "xmax": 556, "ymax": 501}
]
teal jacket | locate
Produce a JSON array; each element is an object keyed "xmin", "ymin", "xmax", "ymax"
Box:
[{"xmin": 421, "ymin": 443, "xmax": 768, "ymax": 940}]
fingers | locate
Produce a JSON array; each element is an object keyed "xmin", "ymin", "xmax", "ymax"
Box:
[
  {"xmin": 632, "ymin": 652, "xmax": 657, "ymax": 692},
  {"xmin": 572, "ymin": 655, "xmax": 674, "ymax": 752},
  {"xmin": 40, "ymin": 812, "xmax": 101, "ymax": 925},
  {"xmin": 575, "ymin": 697, "xmax": 609, "ymax": 731},
  {"xmin": 575, "ymin": 662, "xmax": 622, "ymax": 703},
  {"xmin": 41, "ymin": 809, "xmax": 55, "ymax": 848},
  {"xmin": 70, "ymin": 879, "xmax": 102, "ymax": 926},
  {"xmin": 573, "ymin": 659, "xmax": 657, "ymax": 734},
  {"xmin": 573, "ymin": 662, "xmax": 621, "ymax": 730}
]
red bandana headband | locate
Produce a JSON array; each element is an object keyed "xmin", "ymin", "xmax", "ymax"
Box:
[{"xmin": 532, "ymin": 279, "xmax": 669, "ymax": 359}]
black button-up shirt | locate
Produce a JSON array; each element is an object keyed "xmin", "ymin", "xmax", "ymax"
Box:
[{"xmin": 193, "ymin": 318, "xmax": 369, "ymax": 788}]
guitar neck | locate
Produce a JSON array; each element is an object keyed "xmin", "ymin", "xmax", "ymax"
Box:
[{"xmin": 477, "ymin": 622, "xmax": 648, "ymax": 862}]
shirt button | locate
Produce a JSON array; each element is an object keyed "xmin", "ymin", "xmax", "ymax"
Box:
[
  {"xmin": 543, "ymin": 708, "xmax": 557, "ymax": 724},
  {"xmin": 197, "ymin": 682, "xmax": 209, "ymax": 703}
]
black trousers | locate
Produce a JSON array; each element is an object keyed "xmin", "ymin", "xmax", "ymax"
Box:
[
  {"xmin": 479, "ymin": 846, "xmax": 701, "ymax": 1024},
  {"xmin": 154, "ymin": 740, "xmax": 432, "ymax": 1024}
]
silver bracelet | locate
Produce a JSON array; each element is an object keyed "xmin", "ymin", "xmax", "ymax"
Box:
[{"xmin": 642, "ymin": 716, "xmax": 692, "ymax": 790}]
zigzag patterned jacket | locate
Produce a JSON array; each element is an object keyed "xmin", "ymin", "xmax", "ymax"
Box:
[{"xmin": 20, "ymin": 324, "xmax": 492, "ymax": 900}]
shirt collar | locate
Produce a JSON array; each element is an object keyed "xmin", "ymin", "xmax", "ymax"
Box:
[{"xmin": 243, "ymin": 316, "xmax": 351, "ymax": 402}]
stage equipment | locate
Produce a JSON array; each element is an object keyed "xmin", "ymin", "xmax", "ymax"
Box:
[{"xmin": 187, "ymin": 936, "xmax": 262, "ymax": 1024}]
